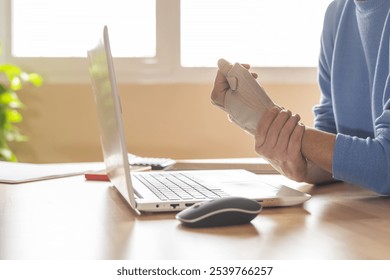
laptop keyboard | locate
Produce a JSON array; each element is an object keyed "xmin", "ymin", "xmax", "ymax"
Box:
[{"xmin": 133, "ymin": 173, "xmax": 229, "ymax": 201}]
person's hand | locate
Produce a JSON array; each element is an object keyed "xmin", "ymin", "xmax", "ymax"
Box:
[
  {"xmin": 210, "ymin": 64, "xmax": 257, "ymax": 109},
  {"xmin": 210, "ymin": 69, "xmax": 230, "ymax": 109},
  {"xmin": 254, "ymin": 106, "xmax": 308, "ymax": 182}
]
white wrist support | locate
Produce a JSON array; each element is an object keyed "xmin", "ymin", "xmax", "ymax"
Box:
[{"xmin": 218, "ymin": 59, "xmax": 274, "ymax": 135}]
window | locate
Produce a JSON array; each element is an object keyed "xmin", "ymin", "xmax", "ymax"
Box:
[
  {"xmin": 181, "ymin": 0, "xmax": 331, "ymax": 67},
  {"xmin": 11, "ymin": 0, "xmax": 156, "ymax": 58},
  {"xmin": 1, "ymin": 0, "xmax": 332, "ymax": 83}
]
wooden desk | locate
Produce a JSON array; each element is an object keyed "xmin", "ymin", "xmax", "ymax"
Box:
[{"xmin": 1, "ymin": 174, "xmax": 389, "ymax": 260}]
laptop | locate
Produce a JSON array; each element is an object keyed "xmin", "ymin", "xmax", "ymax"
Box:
[{"xmin": 87, "ymin": 26, "xmax": 311, "ymax": 214}]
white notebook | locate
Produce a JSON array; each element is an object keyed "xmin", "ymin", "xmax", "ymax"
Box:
[{"xmin": 0, "ymin": 161, "xmax": 104, "ymax": 184}]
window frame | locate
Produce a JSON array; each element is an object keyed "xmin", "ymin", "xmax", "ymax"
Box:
[{"xmin": 0, "ymin": 0, "xmax": 318, "ymax": 84}]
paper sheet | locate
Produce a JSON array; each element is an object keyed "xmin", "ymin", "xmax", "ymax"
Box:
[{"xmin": 0, "ymin": 161, "xmax": 105, "ymax": 184}]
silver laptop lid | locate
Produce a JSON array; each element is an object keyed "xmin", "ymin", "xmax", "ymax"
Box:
[{"xmin": 87, "ymin": 26, "xmax": 138, "ymax": 212}]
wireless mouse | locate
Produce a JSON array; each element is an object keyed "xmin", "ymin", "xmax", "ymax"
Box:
[{"xmin": 176, "ymin": 197, "xmax": 262, "ymax": 228}]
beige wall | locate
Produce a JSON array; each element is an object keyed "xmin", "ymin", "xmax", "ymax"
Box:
[{"xmin": 13, "ymin": 83, "xmax": 321, "ymax": 163}]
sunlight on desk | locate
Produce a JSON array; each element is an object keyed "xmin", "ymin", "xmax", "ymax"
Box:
[{"xmin": 1, "ymin": 174, "xmax": 389, "ymax": 260}]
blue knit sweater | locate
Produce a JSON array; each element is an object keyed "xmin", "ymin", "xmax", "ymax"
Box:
[{"xmin": 314, "ymin": 0, "xmax": 390, "ymax": 194}]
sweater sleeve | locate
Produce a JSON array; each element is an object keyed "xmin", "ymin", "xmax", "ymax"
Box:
[
  {"xmin": 331, "ymin": 3, "xmax": 390, "ymax": 194},
  {"xmin": 313, "ymin": 1, "xmax": 390, "ymax": 194},
  {"xmin": 313, "ymin": 1, "xmax": 341, "ymax": 134},
  {"xmin": 334, "ymin": 102, "xmax": 390, "ymax": 194}
]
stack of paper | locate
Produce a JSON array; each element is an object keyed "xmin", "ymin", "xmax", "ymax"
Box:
[{"xmin": 0, "ymin": 161, "xmax": 105, "ymax": 184}]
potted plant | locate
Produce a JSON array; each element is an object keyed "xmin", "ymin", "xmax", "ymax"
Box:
[{"xmin": 0, "ymin": 44, "xmax": 43, "ymax": 161}]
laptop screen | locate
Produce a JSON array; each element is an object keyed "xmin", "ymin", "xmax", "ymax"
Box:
[{"xmin": 87, "ymin": 26, "xmax": 138, "ymax": 211}]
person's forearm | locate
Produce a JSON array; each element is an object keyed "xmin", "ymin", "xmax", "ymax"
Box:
[
  {"xmin": 304, "ymin": 160, "xmax": 335, "ymax": 184},
  {"xmin": 301, "ymin": 127, "xmax": 336, "ymax": 183}
]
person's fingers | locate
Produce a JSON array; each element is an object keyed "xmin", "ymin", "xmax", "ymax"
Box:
[
  {"xmin": 276, "ymin": 114, "xmax": 301, "ymax": 150},
  {"xmin": 214, "ymin": 70, "xmax": 228, "ymax": 85},
  {"xmin": 288, "ymin": 122, "xmax": 305, "ymax": 157},
  {"xmin": 255, "ymin": 106, "xmax": 281, "ymax": 150},
  {"xmin": 261, "ymin": 109, "xmax": 292, "ymax": 149},
  {"xmin": 211, "ymin": 70, "xmax": 230, "ymax": 107}
]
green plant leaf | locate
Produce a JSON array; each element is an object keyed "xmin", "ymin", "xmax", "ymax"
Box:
[
  {"xmin": 10, "ymin": 76, "xmax": 22, "ymax": 91},
  {"xmin": 5, "ymin": 126, "xmax": 27, "ymax": 142},
  {"xmin": 1, "ymin": 65, "xmax": 43, "ymax": 89},
  {"xmin": 0, "ymin": 84, "xmax": 6, "ymax": 94},
  {"xmin": 6, "ymin": 109, "xmax": 23, "ymax": 123},
  {"xmin": 28, "ymin": 73, "xmax": 43, "ymax": 87},
  {"xmin": 0, "ymin": 58, "xmax": 42, "ymax": 162},
  {"xmin": 0, "ymin": 91, "xmax": 23, "ymax": 108},
  {"xmin": 0, "ymin": 147, "xmax": 17, "ymax": 162},
  {"xmin": 0, "ymin": 110, "xmax": 5, "ymax": 130},
  {"xmin": 0, "ymin": 64, "xmax": 23, "ymax": 82}
]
